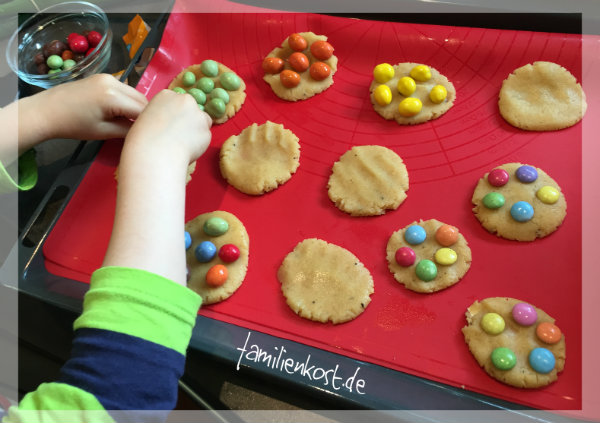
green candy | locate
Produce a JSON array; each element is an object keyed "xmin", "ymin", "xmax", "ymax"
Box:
[
  {"xmin": 197, "ymin": 77, "xmax": 214, "ymax": 94},
  {"xmin": 188, "ymin": 88, "xmax": 206, "ymax": 105},
  {"xmin": 415, "ymin": 259, "xmax": 437, "ymax": 282},
  {"xmin": 210, "ymin": 87, "xmax": 230, "ymax": 104},
  {"xmin": 491, "ymin": 347, "xmax": 517, "ymax": 370},
  {"xmin": 182, "ymin": 71, "xmax": 196, "ymax": 87},
  {"xmin": 172, "ymin": 87, "xmax": 187, "ymax": 94},
  {"xmin": 198, "ymin": 104, "xmax": 205, "ymax": 111},
  {"xmin": 483, "ymin": 192, "xmax": 505, "ymax": 209},
  {"xmin": 205, "ymin": 98, "xmax": 226, "ymax": 118},
  {"xmin": 62, "ymin": 59, "xmax": 76, "ymax": 70},
  {"xmin": 220, "ymin": 72, "xmax": 241, "ymax": 91},
  {"xmin": 203, "ymin": 217, "xmax": 229, "ymax": 236},
  {"xmin": 200, "ymin": 59, "xmax": 219, "ymax": 77},
  {"xmin": 46, "ymin": 54, "xmax": 63, "ymax": 70}
]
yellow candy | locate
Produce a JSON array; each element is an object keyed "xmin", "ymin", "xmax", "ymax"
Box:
[
  {"xmin": 481, "ymin": 312, "xmax": 506, "ymax": 335},
  {"xmin": 434, "ymin": 247, "xmax": 457, "ymax": 265},
  {"xmin": 536, "ymin": 186, "xmax": 560, "ymax": 204},
  {"xmin": 410, "ymin": 65, "xmax": 431, "ymax": 82},
  {"xmin": 398, "ymin": 97, "xmax": 422, "ymax": 117},
  {"xmin": 397, "ymin": 76, "xmax": 416, "ymax": 96},
  {"xmin": 429, "ymin": 84, "xmax": 447, "ymax": 104},
  {"xmin": 373, "ymin": 84, "xmax": 392, "ymax": 106},
  {"xmin": 373, "ymin": 63, "xmax": 395, "ymax": 84}
]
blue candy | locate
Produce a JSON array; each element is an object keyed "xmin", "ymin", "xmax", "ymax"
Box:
[
  {"xmin": 515, "ymin": 165, "xmax": 538, "ymax": 183},
  {"xmin": 528, "ymin": 347, "xmax": 555, "ymax": 374},
  {"xmin": 185, "ymin": 231, "xmax": 192, "ymax": 250},
  {"xmin": 195, "ymin": 241, "xmax": 217, "ymax": 263},
  {"xmin": 404, "ymin": 225, "xmax": 427, "ymax": 245},
  {"xmin": 510, "ymin": 201, "xmax": 534, "ymax": 222}
]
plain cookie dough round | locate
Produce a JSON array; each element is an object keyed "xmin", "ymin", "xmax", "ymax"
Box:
[
  {"xmin": 472, "ymin": 162, "xmax": 567, "ymax": 241},
  {"xmin": 169, "ymin": 61, "xmax": 246, "ymax": 124},
  {"xmin": 327, "ymin": 145, "xmax": 409, "ymax": 216},
  {"xmin": 462, "ymin": 297, "xmax": 566, "ymax": 388},
  {"xmin": 386, "ymin": 219, "xmax": 471, "ymax": 293},
  {"xmin": 186, "ymin": 210, "xmax": 249, "ymax": 304},
  {"xmin": 220, "ymin": 121, "xmax": 300, "ymax": 195},
  {"xmin": 498, "ymin": 61, "xmax": 587, "ymax": 131},
  {"xmin": 263, "ymin": 32, "xmax": 338, "ymax": 101},
  {"xmin": 369, "ymin": 62, "xmax": 456, "ymax": 125},
  {"xmin": 278, "ymin": 238, "xmax": 374, "ymax": 324}
]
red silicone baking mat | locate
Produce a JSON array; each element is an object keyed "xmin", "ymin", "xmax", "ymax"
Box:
[{"xmin": 43, "ymin": 12, "xmax": 585, "ymax": 410}]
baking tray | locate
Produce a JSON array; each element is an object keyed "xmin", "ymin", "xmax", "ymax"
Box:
[{"xmin": 43, "ymin": 12, "xmax": 584, "ymax": 410}]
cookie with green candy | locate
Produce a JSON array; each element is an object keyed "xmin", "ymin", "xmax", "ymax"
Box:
[{"xmin": 168, "ymin": 59, "xmax": 246, "ymax": 124}]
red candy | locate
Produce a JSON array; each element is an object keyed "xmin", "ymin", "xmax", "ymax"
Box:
[
  {"xmin": 488, "ymin": 168, "xmax": 509, "ymax": 187},
  {"xmin": 61, "ymin": 50, "xmax": 73, "ymax": 61},
  {"xmin": 288, "ymin": 52, "xmax": 309, "ymax": 72},
  {"xmin": 85, "ymin": 48, "xmax": 95, "ymax": 57},
  {"xmin": 87, "ymin": 30, "xmax": 102, "ymax": 47},
  {"xmin": 218, "ymin": 244, "xmax": 240, "ymax": 263},
  {"xmin": 395, "ymin": 247, "xmax": 416, "ymax": 267},
  {"xmin": 310, "ymin": 40, "xmax": 334, "ymax": 60},
  {"xmin": 69, "ymin": 35, "xmax": 89, "ymax": 53},
  {"xmin": 206, "ymin": 264, "xmax": 228, "ymax": 287},
  {"xmin": 67, "ymin": 32, "xmax": 80, "ymax": 44}
]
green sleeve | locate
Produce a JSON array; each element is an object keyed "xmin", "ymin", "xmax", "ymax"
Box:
[{"xmin": 0, "ymin": 149, "xmax": 38, "ymax": 193}]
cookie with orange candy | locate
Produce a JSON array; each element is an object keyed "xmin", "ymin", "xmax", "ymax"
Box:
[{"xmin": 262, "ymin": 32, "xmax": 338, "ymax": 101}]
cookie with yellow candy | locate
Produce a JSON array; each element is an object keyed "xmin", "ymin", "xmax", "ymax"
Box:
[{"xmin": 370, "ymin": 62, "xmax": 456, "ymax": 125}]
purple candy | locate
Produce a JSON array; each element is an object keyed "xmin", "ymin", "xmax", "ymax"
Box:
[
  {"xmin": 512, "ymin": 302, "xmax": 538, "ymax": 326},
  {"xmin": 515, "ymin": 165, "xmax": 538, "ymax": 183}
]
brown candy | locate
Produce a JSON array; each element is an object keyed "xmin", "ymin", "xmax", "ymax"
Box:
[
  {"xmin": 42, "ymin": 40, "xmax": 67, "ymax": 58},
  {"xmin": 33, "ymin": 52, "xmax": 45, "ymax": 65}
]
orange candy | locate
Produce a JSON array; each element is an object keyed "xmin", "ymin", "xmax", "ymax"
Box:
[
  {"xmin": 309, "ymin": 62, "xmax": 330, "ymax": 81},
  {"xmin": 206, "ymin": 264, "xmax": 228, "ymax": 287},
  {"xmin": 435, "ymin": 224, "xmax": 459, "ymax": 247},
  {"xmin": 280, "ymin": 69, "xmax": 301, "ymax": 88},
  {"xmin": 262, "ymin": 57, "xmax": 284, "ymax": 74},
  {"xmin": 288, "ymin": 33, "xmax": 307, "ymax": 52},
  {"xmin": 288, "ymin": 52, "xmax": 309, "ymax": 72},
  {"xmin": 310, "ymin": 40, "xmax": 334, "ymax": 60},
  {"xmin": 61, "ymin": 49, "xmax": 73, "ymax": 61},
  {"xmin": 536, "ymin": 322, "xmax": 562, "ymax": 344}
]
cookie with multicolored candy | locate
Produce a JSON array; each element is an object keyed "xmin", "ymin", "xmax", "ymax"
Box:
[
  {"xmin": 386, "ymin": 219, "xmax": 471, "ymax": 293},
  {"xmin": 185, "ymin": 210, "xmax": 249, "ymax": 304},
  {"xmin": 472, "ymin": 162, "xmax": 567, "ymax": 241},
  {"xmin": 370, "ymin": 62, "xmax": 455, "ymax": 125},
  {"xmin": 462, "ymin": 297, "xmax": 566, "ymax": 388},
  {"xmin": 169, "ymin": 59, "xmax": 246, "ymax": 124}
]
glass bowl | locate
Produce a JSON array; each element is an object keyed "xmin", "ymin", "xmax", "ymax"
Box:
[{"xmin": 6, "ymin": 1, "xmax": 112, "ymax": 89}]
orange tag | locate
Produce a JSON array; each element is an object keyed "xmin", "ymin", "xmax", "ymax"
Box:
[{"xmin": 122, "ymin": 14, "xmax": 149, "ymax": 59}]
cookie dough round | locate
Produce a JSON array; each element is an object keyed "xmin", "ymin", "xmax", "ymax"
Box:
[
  {"xmin": 369, "ymin": 62, "xmax": 456, "ymax": 125},
  {"xmin": 462, "ymin": 297, "xmax": 566, "ymax": 388},
  {"xmin": 262, "ymin": 32, "xmax": 338, "ymax": 101},
  {"xmin": 278, "ymin": 238, "xmax": 374, "ymax": 324},
  {"xmin": 498, "ymin": 61, "xmax": 587, "ymax": 131},
  {"xmin": 185, "ymin": 210, "xmax": 249, "ymax": 304},
  {"xmin": 169, "ymin": 60, "xmax": 246, "ymax": 124},
  {"xmin": 327, "ymin": 145, "xmax": 409, "ymax": 216},
  {"xmin": 220, "ymin": 121, "xmax": 300, "ymax": 195},
  {"xmin": 386, "ymin": 219, "xmax": 471, "ymax": 293},
  {"xmin": 472, "ymin": 162, "xmax": 567, "ymax": 241}
]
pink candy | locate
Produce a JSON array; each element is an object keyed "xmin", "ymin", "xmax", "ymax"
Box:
[
  {"xmin": 395, "ymin": 247, "xmax": 416, "ymax": 267},
  {"xmin": 488, "ymin": 168, "xmax": 509, "ymax": 187},
  {"xmin": 512, "ymin": 302, "xmax": 538, "ymax": 326}
]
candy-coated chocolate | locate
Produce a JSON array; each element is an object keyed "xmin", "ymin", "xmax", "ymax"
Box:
[
  {"xmin": 435, "ymin": 224, "xmax": 459, "ymax": 247},
  {"xmin": 43, "ymin": 40, "xmax": 67, "ymax": 57},
  {"xmin": 206, "ymin": 264, "xmax": 228, "ymax": 287},
  {"xmin": 512, "ymin": 302, "xmax": 538, "ymax": 326},
  {"xmin": 195, "ymin": 241, "xmax": 217, "ymax": 263},
  {"xmin": 288, "ymin": 52, "xmax": 310, "ymax": 72},
  {"xmin": 198, "ymin": 104, "xmax": 205, "ymax": 111},
  {"xmin": 410, "ymin": 65, "xmax": 431, "ymax": 82},
  {"xmin": 483, "ymin": 192, "xmax": 505, "ymax": 209},
  {"xmin": 310, "ymin": 40, "xmax": 334, "ymax": 60},
  {"xmin": 197, "ymin": 77, "xmax": 215, "ymax": 94},
  {"xmin": 184, "ymin": 231, "xmax": 192, "ymax": 250},
  {"xmin": 415, "ymin": 259, "xmax": 437, "ymax": 281},
  {"xmin": 398, "ymin": 97, "xmax": 423, "ymax": 117},
  {"xmin": 46, "ymin": 55, "xmax": 63, "ymax": 70},
  {"xmin": 85, "ymin": 48, "xmax": 95, "ymax": 57},
  {"xmin": 488, "ymin": 168, "xmax": 509, "ymax": 187},
  {"xmin": 481, "ymin": 312, "xmax": 505, "ymax": 335},
  {"xmin": 536, "ymin": 322, "xmax": 562, "ymax": 344},
  {"xmin": 34, "ymin": 52, "xmax": 45, "ymax": 65},
  {"xmin": 309, "ymin": 62, "xmax": 330, "ymax": 81},
  {"xmin": 37, "ymin": 63, "xmax": 50, "ymax": 75},
  {"xmin": 373, "ymin": 84, "xmax": 392, "ymax": 106},
  {"xmin": 87, "ymin": 30, "xmax": 102, "ymax": 48},
  {"xmin": 429, "ymin": 85, "xmax": 447, "ymax": 103},
  {"xmin": 62, "ymin": 59, "xmax": 76, "ymax": 70},
  {"xmin": 395, "ymin": 246, "xmax": 416, "ymax": 267},
  {"xmin": 288, "ymin": 33, "xmax": 307, "ymax": 51},
  {"xmin": 203, "ymin": 217, "xmax": 229, "ymax": 236},
  {"xmin": 404, "ymin": 225, "xmax": 427, "ymax": 245},
  {"xmin": 69, "ymin": 35, "xmax": 88, "ymax": 53},
  {"xmin": 397, "ymin": 76, "xmax": 416, "ymax": 96},
  {"xmin": 528, "ymin": 347, "xmax": 555, "ymax": 374},
  {"xmin": 188, "ymin": 88, "xmax": 206, "ymax": 105},
  {"xmin": 205, "ymin": 98, "xmax": 226, "ymax": 118},
  {"xmin": 61, "ymin": 50, "xmax": 73, "ymax": 61},
  {"xmin": 219, "ymin": 244, "xmax": 240, "ymax": 263},
  {"xmin": 516, "ymin": 165, "xmax": 538, "ymax": 183},
  {"xmin": 67, "ymin": 33, "xmax": 79, "ymax": 44},
  {"xmin": 182, "ymin": 71, "xmax": 196, "ymax": 87},
  {"xmin": 280, "ymin": 70, "xmax": 301, "ymax": 88},
  {"xmin": 211, "ymin": 87, "xmax": 230, "ymax": 104},
  {"xmin": 536, "ymin": 186, "xmax": 560, "ymax": 204},
  {"xmin": 434, "ymin": 248, "xmax": 457, "ymax": 265},
  {"xmin": 200, "ymin": 59, "xmax": 219, "ymax": 77},
  {"xmin": 172, "ymin": 87, "xmax": 187, "ymax": 94},
  {"xmin": 262, "ymin": 57, "xmax": 285, "ymax": 74},
  {"xmin": 373, "ymin": 63, "xmax": 394, "ymax": 84},
  {"xmin": 48, "ymin": 69, "xmax": 61, "ymax": 77},
  {"xmin": 491, "ymin": 347, "xmax": 517, "ymax": 370},
  {"xmin": 220, "ymin": 72, "xmax": 241, "ymax": 91},
  {"xmin": 510, "ymin": 201, "xmax": 534, "ymax": 222}
]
